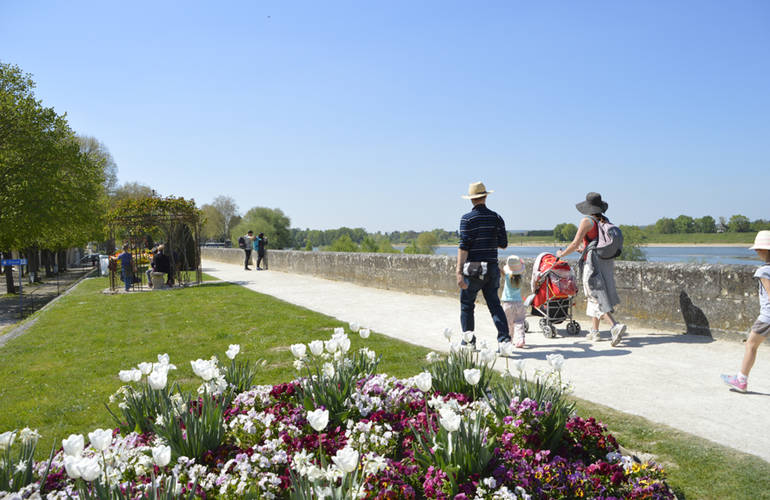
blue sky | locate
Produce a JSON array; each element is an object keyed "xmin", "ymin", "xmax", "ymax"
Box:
[{"xmin": 2, "ymin": 1, "xmax": 768, "ymax": 231}]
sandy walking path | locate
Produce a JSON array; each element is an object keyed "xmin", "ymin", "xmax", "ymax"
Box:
[{"xmin": 203, "ymin": 259, "xmax": 770, "ymax": 463}]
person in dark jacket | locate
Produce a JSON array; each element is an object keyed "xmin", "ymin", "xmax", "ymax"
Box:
[{"xmin": 455, "ymin": 182, "xmax": 510, "ymax": 346}]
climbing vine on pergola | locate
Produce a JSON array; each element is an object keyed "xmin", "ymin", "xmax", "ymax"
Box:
[{"xmin": 107, "ymin": 196, "xmax": 202, "ymax": 291}]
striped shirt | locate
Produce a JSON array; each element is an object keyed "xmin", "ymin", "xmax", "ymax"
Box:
[{"xmin": 459, "ymin": 204, "xmax": 508, "ymax": 263}]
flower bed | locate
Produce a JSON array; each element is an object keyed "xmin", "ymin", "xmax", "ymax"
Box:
[{"xmin": 0, "ymin": 326, "xmax": 673, "ymax": 499}]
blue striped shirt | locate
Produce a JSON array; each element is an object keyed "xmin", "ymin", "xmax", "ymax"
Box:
[{"xmin": 459, "ymin": 204, "xmax": 508, "ymax": 263}]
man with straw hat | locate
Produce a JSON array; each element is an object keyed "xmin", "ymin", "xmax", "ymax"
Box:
[
  {"xmin": 721, "ymin": 230, "xmax": 770, "ymax": 393},
  {"xmin": 456, "ymin": 181, "xmax": 510, "ymax": 346}
]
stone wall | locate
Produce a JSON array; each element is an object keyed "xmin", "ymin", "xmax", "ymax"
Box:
[{"xmin": 202, "ymin": 247, "xmax": 757, "ymax": 340}]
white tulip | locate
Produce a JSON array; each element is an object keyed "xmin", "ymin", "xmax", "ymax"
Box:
[
  {"xmin": 118, "ymin": 370, "xmax": 133, "ymax": 382},
  {"xmin": 190, "ymin": 359, "xmax": 216, "ymax": 381},
  {"xmin": 333, "ymin": 327, "xmax": 345, "ymax": 336},
  {"xmin": 152, "ymin": 444, "xmax": 172, "ymax": 467},
  {"xmin": 63, "ymin": 455, "xmax": 82, "ymax": 479},
  {"xmin": 499, "ymin": 342, "xmax": 514, "ymax": 357},
  {"xmin": 425, "ymin": 351, "xmax": 440, "ymax": 363},
  {"xmin": 78, "ymin": 457, "xmax": 101, "ymax": 482},
  {"xmin": 308, "ymin": 340, "xmax": 324, "ymax": 356},
  {"xmin": 332, "ymin": 446, "xmax": 359, "ymax": 474},
  {"xmin": 348, "ymin": 322, "xmax": 360, "ymax": 333},
  {"xmin": 226, "ymin": 344, "xmax": 240, "ymax": 360},
  {"xmin": 324, "ymin": 338, "xmax": 339, "ymax": 354},
  {"xmin": 157, "ymin": 353, "xmax": 170, "ymax": 365},
  {"xmin": 0, "ymin": 431, "xmax": 14, "ymax": 452},
  {"xmin": 19, "ymin": 428, "xmax": 39, "ymax": 444},
  {"xmin": 463, "ymin": 368, "xmax": 481, "ymax": 386},
  {"xmin": 290, "ymin": 344, "xmax": 307, "ymax": 359},
  {"xmin": 514, "ymin": 359, "xmax": 526, "ymax": 373},
  {"xmin": 337, "ymin": 336, "xmax": 351, "ymax": 353},
  {"xmin": 478, "ymin": 339, "xmax": 489, "ymax": 351},
  {"xmin": 307, "ymin": 408, "xmax": 329, "ymax": 432},
  {"xmin": 62, "ymin": 434, "xmax": 84, "ymax": 457},
  {"xmin": 148, "ymin": 370, "xmax": 168, "ymax": 390},
  {"xmin": 449, "ymin": 339, "xmax": 462, "ymax": 353},
  {"xmin": 137, "ymin": 362, "xmax": 153, "ymax": 375},
  {"xmin": 129, "ymin": 369, "xmax": 142, "ymax": 382},
  {"xmin": 322, "ymin": 362, "xmax": 335, "ymax": 378},
  {"xmin": 438, "ymin": 408, "xmax": 461, "ymax": 432},
  {"xmin": 546, "ymin": 353, "xmax": 565, "ymax": 371},
  {"xmin": 358, "ymin": 328, "xmax": 370, "ymax": 339},
  {"xmin": 87, "ymin": 429, "xmax": 112, "ymax": 452},
  {"xmin": 462, "ymin": 331, "xmax": 475, "ymax": 343},
  {"xmin": 479, "ymin": 348, "xmax": 496, "ymax": 365},
  {"xmin": 443, "ymin": 327, "xmax": 453, "ymax": 340},
  {"xmin": 415, "ymin": 372, "xmax": 432, "ymax": 393},
  {"xmin": 152, "ymin": 363, "xmax": 170, "ymax": 377}
]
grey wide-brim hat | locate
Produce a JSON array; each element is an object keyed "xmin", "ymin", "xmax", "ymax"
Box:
[{"xmin": 576, "ymin": 192, "xmax": 608, "ymax": 215}]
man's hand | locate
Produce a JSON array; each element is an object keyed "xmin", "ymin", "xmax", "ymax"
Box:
[{"xmin": 457, "ymin": 272, "xmax": 468, "ymax": 290}]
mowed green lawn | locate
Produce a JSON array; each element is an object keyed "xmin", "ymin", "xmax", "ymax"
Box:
[{"xmin": 1, "ymin": 276, "xmax": 769, "ymax": 499}]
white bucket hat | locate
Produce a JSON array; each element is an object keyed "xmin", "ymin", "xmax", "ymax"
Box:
[
  {"xmin": 504, "ymin": 255, "xmax": 524, "ymax": 275},
  {"xmin": 749, "ymin": 230, "xmax": 770, "ymax": 250}
]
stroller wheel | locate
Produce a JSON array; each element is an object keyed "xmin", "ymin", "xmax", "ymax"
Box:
[{"xmin": 567, "ymin": 321, "xmax": 581, "ymax": 336}]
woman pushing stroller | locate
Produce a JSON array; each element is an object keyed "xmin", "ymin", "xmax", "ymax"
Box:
[{"xmin": 556, "ymin": 192, "xmax": 627, "ymax": 346}]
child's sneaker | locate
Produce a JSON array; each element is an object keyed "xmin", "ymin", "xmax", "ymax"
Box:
[
  {"xmin": 720, "ymin": 374, "xmax": 747, "ymax": 393},
  {"xmin": 610, "ymin": 323, "xmax": 627, "ymax": 347},
  {"xmin": 587, "ymin": 330, "xmax": 600, "ymax": 341}
]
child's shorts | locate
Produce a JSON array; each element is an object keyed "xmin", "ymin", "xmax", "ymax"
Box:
[{"xmin": 751, "ymin": 319, "xmax": 770, "ymax": 336}]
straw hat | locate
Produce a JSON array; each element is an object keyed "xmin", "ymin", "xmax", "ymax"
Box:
[
  {"xmin": 504, "ymin": 255, "xmax": 524, "ymax": 275},
  {"xmin": 462, "ymin": 181, "xmax": 494, "ymax": 199},
  {"xmin": 576, "ymin": 192, "xmax": 608, "ymax": 215},
  {"xmin": 749, "ymin": 230, "xmax": 770, "ymax": 251}
]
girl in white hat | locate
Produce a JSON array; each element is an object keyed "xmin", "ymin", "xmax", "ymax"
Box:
[
  {"xmin": 502, "ymin": 255, "xmax": 527, "ymax": 348},
  {"xmin": 721, "ymin": 230, "xmax": 770, "ymax": 392}
]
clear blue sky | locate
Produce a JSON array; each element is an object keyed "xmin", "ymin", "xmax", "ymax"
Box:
[{"xmin": 2, "ymin": 1, "xmax": 768, "ymax": 232}]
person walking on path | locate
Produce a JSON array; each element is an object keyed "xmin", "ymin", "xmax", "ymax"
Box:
[
  {"xmin": 241, "ymin": 230, "xmax": 255, "ymax": 270},
  {"xmin": 456, "ymin": 181, "xmax": 510, "ymax": 346},
  {"xmin": 502, "ymin": 255, "xmax": 527, "ymax": 348},
  {"xmin": 556, "ymin": 192, "xmax": 627, "ymax": 346},
  {"xmin": 116, "ymin": 244, "xmax": 134, "ymax": 292},
  {"xmin": 721, "ymin": 230, "xmax": 770, "ymax": 393},
  {"xmin": 255, "ymin": 233, "xmax": 268, "ymax": 270}
]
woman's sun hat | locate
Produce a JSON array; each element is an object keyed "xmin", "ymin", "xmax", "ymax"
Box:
[
  {"xmin": 504, "ymin": 255, "xmax": 524, "ymax": 275},
  {"xmin": 576, "ymin": 192, "xmax": 608, "ymax": 215},
  {"xmin": 749, "ymin": 230, "xmax": 770, "ymax": 250},
  {"xmin": 462, "ymin": 181, "xmax": 494, "ymax": 199}
]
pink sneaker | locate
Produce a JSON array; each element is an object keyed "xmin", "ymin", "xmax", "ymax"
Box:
[{"xmin": 721, "ymin": 374, "xmax": 747, "ymax": 393}]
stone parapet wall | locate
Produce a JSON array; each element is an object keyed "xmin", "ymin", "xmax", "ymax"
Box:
[{"xmin": 202, "ymin": 247, "xmax": 756, "ymax": 340}]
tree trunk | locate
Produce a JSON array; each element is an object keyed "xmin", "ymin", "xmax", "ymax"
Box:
[
  {"xmin": 2, "ymin": 251, "xmax": 16, "ymax": 294},
  {"xmin": 43, "ymin": 250, "xmax": 54, "ymax": 277},
  {"xmin": 58, "ymin": 250, "xmax": 67, "ymax": 272},
  {"xmin": 27, "ymin": 245, "xmax": 40, "ymax": 282}
]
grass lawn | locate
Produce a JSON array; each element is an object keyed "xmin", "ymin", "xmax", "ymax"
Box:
[{"xmin": 1, "ymin": 276, "xmax": 768, "ymax": 498}]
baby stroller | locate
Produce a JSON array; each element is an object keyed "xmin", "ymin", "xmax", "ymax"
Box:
[{"xmin": 525, "ymin": 252, "xmax": 581, "ymax": 338}]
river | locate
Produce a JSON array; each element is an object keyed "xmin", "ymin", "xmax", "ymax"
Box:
[{"xmin": 424, "ymin": 245, "xmax": 758, "ymax": 266}]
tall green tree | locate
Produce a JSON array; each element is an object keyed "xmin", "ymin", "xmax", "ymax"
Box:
[
  {"xmin": 655, "ymin": 217, "xmax": 676, "ymax": 234},
  {"xmin": 212, "ymin": 195, "xmax": 239, "ymax": 242},
  {"xmin": 694, "ymin": 216, "xmax": 716, "ymax": 233},
  {"xmin": 1, "ymin": 62, "xmax": 107, "ymax": 291},
  {"xmin": 200, "ymin": 203, "xmax": 225, "ymax": 241},
  {"xmin": 674, "ymin": 215, "xmax": 695, "ymax": 233},
  {"xmin": 727, "ymin": 214, "xmax": 751, "ymax": 232},
  {"xmin": 231, "ymin": 207, "xmax": 291, "ymax": 248}
]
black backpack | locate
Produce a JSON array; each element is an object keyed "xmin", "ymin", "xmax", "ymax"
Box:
[{"xmin": 238, "ymin": 236, "xmax": 246, "ymax": 249}]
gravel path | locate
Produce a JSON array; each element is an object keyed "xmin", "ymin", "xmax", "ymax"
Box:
[{"xmin": 204, "ymin": 259, "xmax": 770, "ymax": 462}]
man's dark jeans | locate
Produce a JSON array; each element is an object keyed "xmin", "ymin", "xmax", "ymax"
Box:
[
  {"xmin": 460, "ymin": 264, "xmax": 510, "ymax": 343},
  {"xmin": 244, "ymin": 249, "xmax": 252, "ymax": 269}
]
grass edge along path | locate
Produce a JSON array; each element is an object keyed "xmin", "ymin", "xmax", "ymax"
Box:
[{"xmin": 0, "ymin": 277, "xmax": 768, "ymax": 499}]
